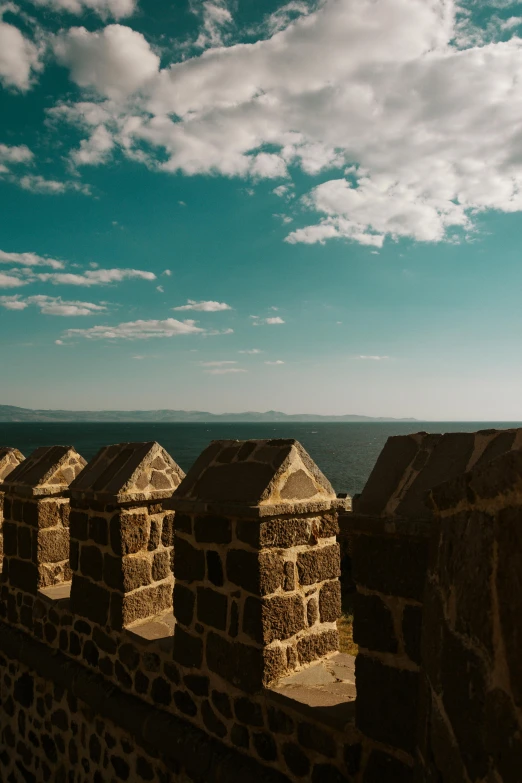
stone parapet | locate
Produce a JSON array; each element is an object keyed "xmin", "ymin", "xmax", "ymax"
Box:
[
  {"xmin": 2, "ymin": 446, "xmax": 85, "ymax": 597},
  {"xmin": 69, "ymin": 442, "xmax": 184, "ymax": 630},
  {"xmin": 0, "ymin": 447, "xmax": 25, "ymax": 560}
]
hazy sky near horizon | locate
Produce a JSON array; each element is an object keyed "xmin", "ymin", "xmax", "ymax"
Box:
[{"xmin": 2, "ymin": 0, "xmax": 522, "ymax": 419}]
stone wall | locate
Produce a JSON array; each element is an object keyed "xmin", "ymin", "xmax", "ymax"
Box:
[{"xmin": 1, "ymin": 430, "xmax": 521, "ymax": 783}]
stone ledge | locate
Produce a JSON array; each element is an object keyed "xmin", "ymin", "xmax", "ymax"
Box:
[
  {"xmin": 267, "ymin": 652, "xmax": 356, "ymax": 732},
  {"xmin": 170, "ymin": 498, "xmax": 349, "ymax": 518},
  {"xmin": 0, "ymin": 620, "xmax": 291, "ymax": 783},
  {"xmin": 339, "ymin": 513, "xmax": 432, "ymax": 539}
]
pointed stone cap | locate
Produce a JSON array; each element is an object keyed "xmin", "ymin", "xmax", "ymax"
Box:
[
  {"xmin": 172, "ymin": 439, "xmax": 344, "ymax": 516},
  {"xmin": 0, "ymin": 447, "xmax": 25, "ymax": 483},
  {"xmin": 355, "ymin": 427, "xmax": 522, "ymax": 519},
  {"xmin": 3, "ymin": 445, "xmax": 86, "ymax": 497},
  {"xmin": 70, "ymin": 441, "xmax": 185, "ymax": 503}
]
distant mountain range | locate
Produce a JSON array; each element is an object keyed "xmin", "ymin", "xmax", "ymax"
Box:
[{"xmin": 0, "ymin": 405, "xmax": 417, "ymax": 424}]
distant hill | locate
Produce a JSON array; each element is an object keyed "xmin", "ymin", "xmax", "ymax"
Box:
[{"xmin": 0, "ymin": 405, "xmax": 417, "ymax": 423}]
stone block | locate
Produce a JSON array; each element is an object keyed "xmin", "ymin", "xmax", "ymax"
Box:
[
  {"xmin": 297, "ymin": 721, "xmax": 336, "ymax": 758},
  {"xmin": 174, "ymin": 536, "xmax": 205, "ymax": 582},
  {"xmin": 201, "ymin": 700, "xmax": 226, "ymax": 738},
  {"xmin": 148, "ymin": 518, "xmax": 161, "ymax": 550},
  {"xmin": 307, "ymin": 596, "xmax": 318, "ymax": 626},
  {"xmin": 80, "ymin": 545, "xmax": 103, "ymax": 582},
  {"xmin": 35, "ymin": 501, "xmax": 61, "ymax": 529},
  {"xmin": 353, "ymin": 592, "xmax": 397, "ymax": 653},
  {"xmin": 297, "ymin": 544, "xmax": 340, "ymax": 586},
  {"xmin": 173, "ymin": 626, "xmax": 203, "ymax": 668},
  {"xmin": 110, "ymin": 512, "xmax": 149, "ymax": 555},
  {"xmin": 161, "ymin": 512, "xmax": 176, "ymax": 544},
  {"xmin": 296, "ymin": 629, "xmax": 339, "ymax": 664},
  {"xmin": 227, "ymin": 549, "xmax": 284, "ymax": 596},
  {"xmin": 197, "ymin": 587, "xmax": 228, "ymax": 630},
  {"xmin": 355, "ymin": 654, "xmax": 419, "ymax": 754},
  {"xmin": 283, "ymin": 561, "xmax": 295, "ymax": 591},
  {"xmin": 283, "ymin": 743, "xmax": 310, "ymax": 777},
  {"xmin": 88, "ymin": 516, "xmax": 108, "ymax": 546},
  {"xmin": 244, "ymin": 595, "xmax": 306, "ymax": 644},
  {"xmin": 122, "ymin": 557, "xmax": 153, "ymax": 591},
  {"xmin": 69, "ymin": 510, "xmax": 89, "ymax": 541},
  {"xmin": 352, "ymin": 533, "xmax": 428, "ymax": 600},
  {"xmin": 151, "ymin": 550, "xmax": 170, "ymax": 581},
  {"xmin": 173, "ymin": 583, "xmax": 195, "ymax": 626},
  {"xmin": 206, "ymin": 632, "xmax": 263, "ymax": 693},
  {"xmin": 18, "ymin": 525, "xmax": 32, "ymax": 560},
  {"xmin": 71, "ymin": 575, "xmax": 111, "ymax": 625},
  {"xmin": 117, "ymin": 581, "xmax": 172, "ymax": 627},
  {"xmin": 206, "ymin": 550, "xmax": 224, "ymax": 586},
  {"xmin": 234, "ymin": 696, "xmax": 264, "ymax": 726},
  {"xmin": 319, "ymin": 580, "xmax": 341, "ymax": 623},
  {"xmin": 174, "ymin": 514, "xmax": 192, "ymax": 535},
  {"xmin": 194, "ymin": 515, "xmax": 232, "ymax": 544}
]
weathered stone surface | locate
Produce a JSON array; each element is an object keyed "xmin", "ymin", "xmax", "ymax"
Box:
[
  {"xmin": 253, "ymin": 731, "xmax": 277, "ymax": 761},
  {"xmin": 296, "ymin": 544, "xmax": 340, "ymax": 586},
  {"xmin": 194, "ymin": 515, "xmax": 232, "ymax": 544},
  {"xmin": 122, "ymin": 557, "xmax": 153, "ymax": 592},
  {"xmin": 174, "ymin": 536, "xmax": 205, "ymax": 582},
  {"xmin": 297, "ymin": 721, "xmax": 336, "ymax": 758},
  {"xmin": 206, "ymin": 551, "xmax": 224, "ymax": 587},
  {"xmin": 80, "ymin": 545, "xmax": 104, "ymax": 582},
  {"xmin": 211, "ymin": 690, "xmax": 232, "ymax": 719},
  {"xmin": 118, "ymin": 582, "xmax": 172, "ymax": 627},
  {"xmin": 18, "ymin": 525, "xmax": 32, "ymax": 559},
  {"xmin": 151, "ymin": 551, "xmax": 170, "ymax": 582},
  {"xmin": 355, "ymin": 654, "xmax": 419, "ymax": 754},
  {"xmin": 206, "ymin": 632, "xmax": 263, "ymax": 693},
  {"xmin": 110, "ymin": 513, "xmax": 148, "ymax": 556},
  {"xmin": 280, "ymin": 470, "xmax": 317, "ymax": 500},
  {"xmin": 197, "ymin": 587, "xmax": 228, "ymax": 630},
  {"xmin": 319, "ymin": 580, "xmax": 341, "ymax": 623},
  {"xmin": 353, "ymin": 592, "xmax": 397, "ymax": 653},
  {"xmin": 88, "ymin": 516, "xmax": 108, "ymax": 546},
  {"xmin": 496, "ymin": 506, "xmax": 522, "ymax": 706},
  {"xmin": 283, "ymin": 742, "xmax": 310, "ymax": 777},
  {"xmin": 71, "ymin": 576, "xmax": 111, "ymax": 625},
  {"xmin": 263, "ymin": 595, "xmax": 305, "ymax": 643},
  {"xmin": 297, "ymin": 629, "xmax": 339, "ymax": 664},
  {"xmin": 306, "ymin": 597, "xmax": 318, "ymax": 626},
  {"xmin": 4, "ymin": 445, "xmax": 85, "ymax": 496},
  {"xmin": 234, "ymin": 697, "xmax": 264, "ymax": 726},
  {"xmin": 352, "ymin": 534, "xmax": 428, "ymax": 600},
  {"xmin": 8, "ymin": 559, "xmax": 38, "ymax": 593},
  {"xmin": 173, "ymin": 583, "xmax": 195, "ymax": 627},
  {"xmin": 3, "ymin": 521, "xmax": 17, "ymax": 555},
  {"xmin": 69, "ymin": 511, "xmax": 89, "ymax": 541},
  {"xmin": 173, "ymin": 626, "xmax": 203, "ymax": 668},
  {"xmin": 201, "ymin": 700, "xmax": 226, "ymax": 738}
]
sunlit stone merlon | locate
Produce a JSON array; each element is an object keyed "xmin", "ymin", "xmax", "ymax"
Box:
[
  {"xmin": 2, "ymin": 445, "xmax": 86, "ymax": 497},
  {"xmin": 69, "ymin": 441, "xmax": 185, "ymax": 503}
]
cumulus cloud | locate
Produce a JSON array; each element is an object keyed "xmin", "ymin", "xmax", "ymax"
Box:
[
  {"xmin": 63, "ymin": 317, "xmax": 204, "ymax": 340},
  {"xmin": 0, "ymin": 250, "xmax": 64, "ymax": 269},
  {"xmin": 0, "ymin": 272, "xmax": 28, "ymax": 288},
  {"xmin": 47, "ymin": 0, "xmax": 522, "ymax": 246},
  {"xmin": 37, "ymin": 268, "xmax": 156, "ymax": 286},
  {"xmin": 54, "ymin": 24, "xmax": 160, "ymax": 99},
  {"xmin": 0, "ymin": 143, "xmax": 33, "ymax": 165},
  {"xmin": 0, "ymin": 294, "xmax": 107, "ymax": 315},
  {"xmin": 173, "ymin": 299, "xmax": 232, "ymax": 312},
  {"xmin": 252, "ymin": 316, "xmax": 285, "ymax": 326},
  {"xmin": 0, "ymin": 8, "xmax": 43, "ymax": 91},
  {"xmin": 31, "ymin": 0, "xmax": 136, "ymax": 18}
]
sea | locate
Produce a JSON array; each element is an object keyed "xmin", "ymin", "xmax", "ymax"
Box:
[{"xmin": 0, "ymin": 421, "xmax": 520, "ymax": 497}]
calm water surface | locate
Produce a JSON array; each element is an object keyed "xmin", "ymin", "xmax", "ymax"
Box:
[{"xmin": 1, "ymin": 421, "xmax": 520, "ymax": 496}]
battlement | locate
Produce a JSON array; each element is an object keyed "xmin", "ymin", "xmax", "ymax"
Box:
[{"xmin": 0, "ymin": 431, "xmax": 520, "ymax": 782}]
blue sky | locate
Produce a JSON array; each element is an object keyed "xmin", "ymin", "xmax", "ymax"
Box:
[{"xmin": 1, "ymin": 0, "xmax": 522, "ymax": 419}]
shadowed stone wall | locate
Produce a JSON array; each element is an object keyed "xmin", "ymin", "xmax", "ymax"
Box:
[{"xmin": 0, "ymin": 447, "xmax": 25, "ymax": 560}]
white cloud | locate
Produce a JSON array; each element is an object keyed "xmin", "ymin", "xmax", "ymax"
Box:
[
  {"xmin": 239, "ymin": 348, "xmax": 262, "ymax": 354},
  {"xmin": 0, "ymin": 250, "xmax": 64, "ymax": 269},
  {"xmin": 18, "ymin": 174, "xmax": 91, "ymax": 195},
  {"xmin": 31, "ymin": 0, "xmax": 136, "ymax": 18},
  {"xmin": 0, "ymin": 143, "xmax": 33, "ymax": 164},
  {"xmin": 274, "ymin": 213, "xmax": 293, "ymax": 224},
  {"xmin": 55, "ymin": 339, "xmax": 64, "ymax": 344},
  {"xmin": 252, "ymin": 316, "xmax": 285, "ymax": 326},
  {"xmin": 193, "ymin": 0, "xmax": 233, "ymax": 50},
  {"xmin": 0, "ymin": 294, "xmax": 107, "ymax": 315},
  {"xmin": 70, "ymin": 125, "xmax": 114, "ymax": 166},
  {"xmin": 47, "ymin": 0, "xmax": 522, "ymax": 245},
  {"xmin": 173, "ymin": 299, "xmax": 232, "ymax": 311},
  {"xmin": 0, "ymin": 272, "xmax": 27, "ymax": 288},
  {"xmin": 356, "ymin": 354, "xmax": 390, "ymax": 360},
  {"xmin": 200, "ymin": 360, "xmax": 236, "ymax": 366},
  {"xmin": 205, "ymin": 367, "xmax": 247, "ymax": 374},
  {"xmin": 54, "ymin": 24, "xmax": 160, "ymax": 99},
  {"xmin": 37, "ymin": 268, "xmax": 156, "ymax": 286},
  {"xmin": 156, "ymin": 285, "xmax": 164, "ymax": 292},
  {"xmin": 162, "ymin": 269, "xmax": 172, "ymax": 276},
  {"xmin": 265, "ymin": 360, "xmax": 285, "ymax": 364},
  {"xmin": 63, "ymin": 317, "xmax": 204, "ymax": 340},
  {"xmin": 0, "ymin": 9, "xmax": 43, "ymax": 91}
]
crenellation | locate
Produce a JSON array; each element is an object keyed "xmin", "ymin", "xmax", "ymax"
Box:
[{"xmin": 1, "ymin": 430, "xmax": 520, "ymax": 782}]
